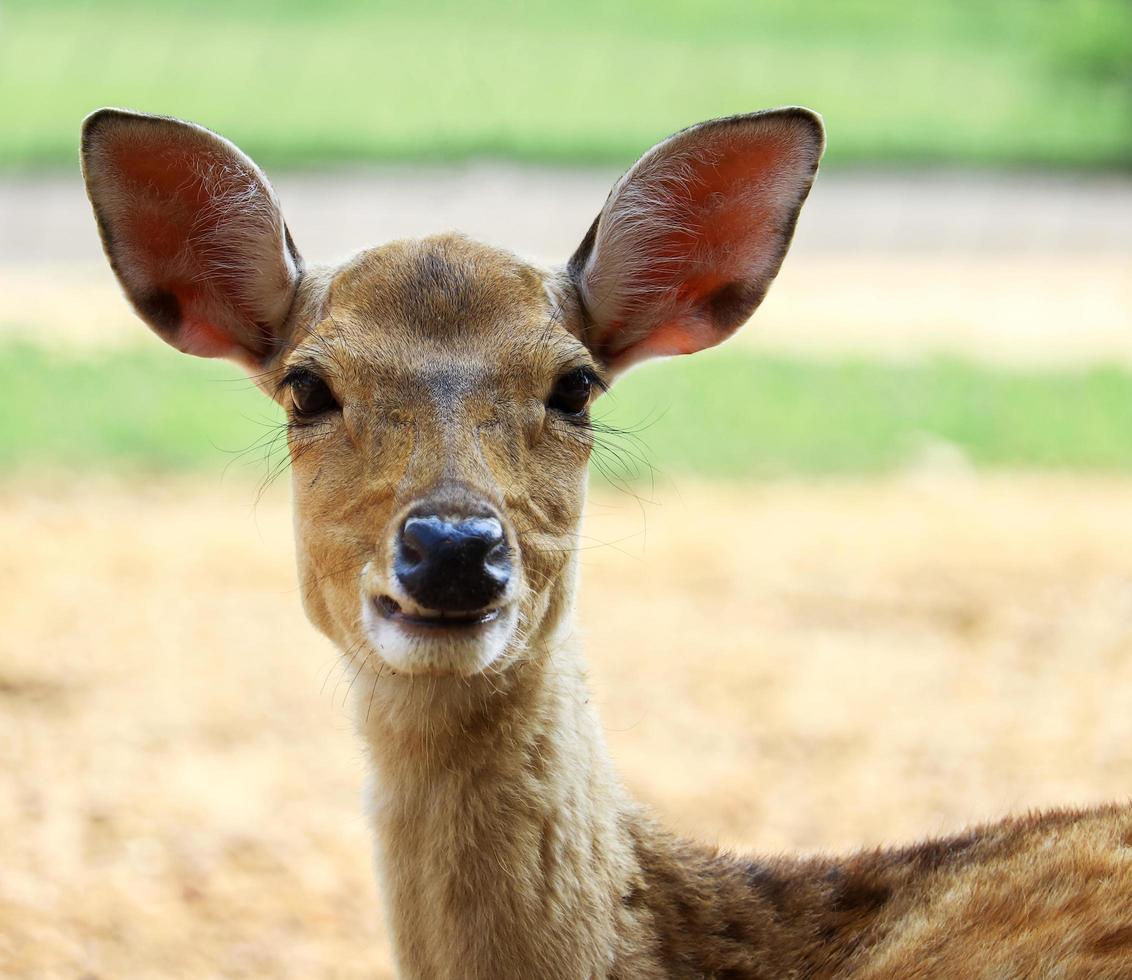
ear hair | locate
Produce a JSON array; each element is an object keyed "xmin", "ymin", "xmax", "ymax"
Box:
[
  {"xmin": 81, "ymin": 108, "xmax": 302, "ymax": 368},
  {"xmin": 569, "ymin": 107, "xmax": 824, "ymax": 375}
]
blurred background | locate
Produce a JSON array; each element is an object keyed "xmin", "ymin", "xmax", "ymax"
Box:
[{"xmin": 2, "ymin": 1, "xmax": 1131, "ymax": 976}]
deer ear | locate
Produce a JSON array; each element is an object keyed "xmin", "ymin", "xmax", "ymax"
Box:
[
  {"xmin": 81, "ymin": 108, "xmax": 303, "ymax": 370},
  {"xmin": 568, "ymin": 108, "xmax": 823, "ymax": 375}
]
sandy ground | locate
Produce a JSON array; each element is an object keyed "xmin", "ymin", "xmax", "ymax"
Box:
[
  {"xmin": 4, "ymin": 475, "xmax": 1132, "ymax": 978},
  {"xmin": 3, "ymin": 170, "xmax": 1131, "ymax": 366}
]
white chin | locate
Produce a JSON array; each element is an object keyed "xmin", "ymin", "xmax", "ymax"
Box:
[{"xmin": 360, "ymin": 602, "xmax": 517, "ymax": 676}]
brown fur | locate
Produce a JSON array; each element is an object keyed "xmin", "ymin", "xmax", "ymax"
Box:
[{"xmin": 81, "ymin": 108, "xmax": 1132, "ymax": 979}]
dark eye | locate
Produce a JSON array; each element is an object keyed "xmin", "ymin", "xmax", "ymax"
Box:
[
  {"xmin": 287, "ymin": 370, "xmax": 340, "ymax": 419},
  {"xmin": 547, "ymin": 367, "xmax": 594, "ymax": 417}
]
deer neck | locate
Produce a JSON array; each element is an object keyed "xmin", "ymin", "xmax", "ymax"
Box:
[{"xmin": 355, "ymin": 559, "xmax": 638, "ymax": 979}]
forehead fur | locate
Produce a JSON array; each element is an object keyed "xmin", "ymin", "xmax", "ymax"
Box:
[{"xmin": 328, "ymin": 233, "xmax": 561, "ymax": 347}]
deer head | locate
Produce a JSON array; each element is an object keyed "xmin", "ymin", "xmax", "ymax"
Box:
[{"xmin": 81, "ymin": 107, "xmax": 824, "ymax": 680}]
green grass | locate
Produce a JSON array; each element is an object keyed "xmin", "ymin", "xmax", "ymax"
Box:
[
  {"xmin": 8, "ymin": 341, "xmax": 1132, "ymax": 482},
  {"xmin": 2, "ymin": 0, "xmax": 1130, "ymax": 170},
  {"xmin": 598, "ymin": 351, "xmax": 1132, "ymax": 480}
]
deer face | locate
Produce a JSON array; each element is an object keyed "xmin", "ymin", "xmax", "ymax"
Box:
[
  {"xmin": 81, "ymin": 107, "xmax": 823, "ymax": 678},
  {"xmin": 279, "ymin": 237, "xmax": 595, "ymax": 676}
]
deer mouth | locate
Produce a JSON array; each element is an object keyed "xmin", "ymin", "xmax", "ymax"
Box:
[
  {"xmin": 375, "ymin": 594, "xmax": 501, "ymax": 631},
  {"xmin": 360, "ymin": 583, "xmax": 518, "ymax": 676}
]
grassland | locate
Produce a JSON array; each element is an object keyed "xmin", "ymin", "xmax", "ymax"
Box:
[
  {"xmin": 8, "ymin": 341, "xmax": 1132, "ymax": 481},
  {"xmin": 2, "ymin": 0, "xmax": 1130, "ymax": 170}
]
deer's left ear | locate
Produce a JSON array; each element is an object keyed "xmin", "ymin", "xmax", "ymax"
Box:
[
  {"xmin": 569, "ymin": 108, "xmax": 824, "ymax": 376},
  {"xmin": 81, "ymin": 108, "xmax": 303, "ymax": 370}
]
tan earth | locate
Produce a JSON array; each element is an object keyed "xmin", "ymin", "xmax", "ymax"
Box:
[{"xmin": 3, "ymin": 474, "xmax": 1132, "ymax": 978}]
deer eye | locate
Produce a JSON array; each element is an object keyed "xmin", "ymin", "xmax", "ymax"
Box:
[
  {"xmin": 547, "ymin": 367, "xmax": 595, "ymax": 417},
  {"xmin": 286, "ymin": 370, "xmax": 340, "ymax": 419}
]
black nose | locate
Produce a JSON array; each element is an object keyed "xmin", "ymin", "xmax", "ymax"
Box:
[{"xmin": 394, "ymin": 515, "xmax": 510, "ymax": 613}]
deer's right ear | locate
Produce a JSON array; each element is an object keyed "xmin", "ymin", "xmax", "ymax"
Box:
[
  {"xmin": 81, "ymin": 109, "xmax": 303, "ymax": 370},
  {"xmin": 568, "ymin": 108, "xmax": 823, "ymax": 376}
]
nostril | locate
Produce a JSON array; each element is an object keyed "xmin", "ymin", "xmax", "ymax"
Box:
[
  {"xmin": 463, "ymin": 517, "xmax": 504, "ymax": 553},
  {"xmin": 486, "ymin": 537, "xmax": 509, "ymax": 564},
  {"xmin": 397, "ymin": 532, "xmax": 426, "ymax": 568},
  {"xmin": 399, "ymin": 516, "xmax": 448, "ymax": 566}
]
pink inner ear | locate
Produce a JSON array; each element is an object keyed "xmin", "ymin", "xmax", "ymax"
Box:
[
  {"xmin": 622, "ymin": 318, "xmax": 714, "ymax": 361},
  {"xmin": 125, "ymin": 210, "xmax": 184, "ymax": 271},
  {"xmin": 113, "ymin": 137, "xmax": 214, "ymax": 197},
  {"xmin": 587, "ymin": 123, "xmax": 813, "ymax": 372},
  {"xmin": 110, "ymin": 140, "xmax": 270, "ymax": 361}
]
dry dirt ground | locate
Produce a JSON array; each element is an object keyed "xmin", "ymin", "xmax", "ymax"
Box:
[{"xmin": 4, "ymin": 475, "xmax": 1132, "ymax": 978}]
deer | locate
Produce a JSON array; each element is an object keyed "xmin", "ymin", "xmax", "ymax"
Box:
[{"xmin": 80, "ymin": 105, "xmax": 1132, "ymax": 979}]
